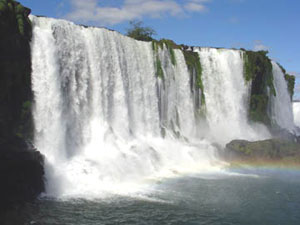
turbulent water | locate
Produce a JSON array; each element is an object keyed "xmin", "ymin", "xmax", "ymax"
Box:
[
  {"xmin": 30, "ymin": 16, "xmax": 295, "ymax": 200},
  {"xmin": 30, "ymin": 16, "xmax": 222, "ymax": 198}
]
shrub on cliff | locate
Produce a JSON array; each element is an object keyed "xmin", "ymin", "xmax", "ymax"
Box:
[{"xmin": 126, "ymin": 20, "xmax": 156, "ymax": 41}]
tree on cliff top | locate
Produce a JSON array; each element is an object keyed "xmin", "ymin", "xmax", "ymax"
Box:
[{"xmin": 126, "ymin": 20, "xmax": 156, "ymax": 41}]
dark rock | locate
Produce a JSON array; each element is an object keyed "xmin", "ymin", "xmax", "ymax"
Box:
[
  {"xmin": 224, "ymin": 138, "xmax": 300, "ymax": 162},
  {"xmin": 0, "ymin": 0, "xmax": 33, "ymax": 140},
  {"xmin": 0, "ymin": 0, "xmax": 45, "ymax": 212},
  {"xmin": 0, "ymin": 136, "xmax": 44, "ymax": 211}
]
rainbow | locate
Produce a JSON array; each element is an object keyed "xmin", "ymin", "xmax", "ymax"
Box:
[{"xmin": 226, "ymin": 159, "xmax": 300, "ymax": 171}]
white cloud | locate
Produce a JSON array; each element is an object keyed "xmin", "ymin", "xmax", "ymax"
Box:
[
  {"xmin": 184, "ymin": 2, "xmax": 206, "ymax": 12},
  {"xmin": 65, "ymin": 0, "xmax": 211, "ymax": 25},
  {"xmin": 253, "ymin": 40, "xmax": 269, "ymax": 51}
]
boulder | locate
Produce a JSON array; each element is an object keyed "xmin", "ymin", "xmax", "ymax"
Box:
[{"xmin": 224, "ymin": 138, "xmax": 300, "ymax": 163}]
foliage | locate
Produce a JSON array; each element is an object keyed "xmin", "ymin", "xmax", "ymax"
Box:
[
  {"xmin": 285, "ymin": 74, "xmax": 295, "ymax": 100},
  {"xmin": 0, "ymin": 0, "xmax": 33, "ymax": 140},
  {"xmin": 243, "ymin": 50, "xmax": 275, "ymax": 95},
  {"xmin": 0, "ymin": 1, "xmax": 7, "ymax": 11},
  {"xmin": 152, "ymin": 38, "xmax": 205, "ymax": 105},
  {"xmin": 151, "ymin": 38, "xmax": 205, "ymax": 109},
  {"xmin": 183, "ymin": 50, "xmax": 205, "ymax": 105},
  {"xmin": 155, "ymin": 56, "xmax": 164, "ymax": 79},
  {"xmin": 0, "ymin": 0, "xmax": 31, "ymax": 36},
  {"xmin": 242, "ymin": 50, "xmax": 276, "ymax": 125},
  {"xmin": 126, "ymin": 20, "xmax": 156, "ymax": 42},
  {"xmin": 277, "ymin": 62, "xmax": 295, "ymax": 100},
  {"xmin": 249, "ymin": 95, "xmax": 270, "ymax": 125},
  {"xmin": 152, "ymin": 39, "xmax": 181, "ymax": 65}
]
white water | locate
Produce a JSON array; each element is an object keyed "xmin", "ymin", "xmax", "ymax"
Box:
[
  {"xmin": 30, "ymin": 16, "xmax": 285, "ymax": 199},
  {"xmin": 270, "ymin": 62, "xmax": 295, "ymax": 133},
  {"xmin": 293, "ymin": 102, "xmax": 300, "ymax": 128},
  {"xmin": 195, "ymin": 48, "xmax": 270, "ymax": 145},
  {"xmin": 30, "ymin": 16, "xmax": 223, "ymax": 198}
]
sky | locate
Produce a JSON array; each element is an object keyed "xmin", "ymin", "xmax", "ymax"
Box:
[{"xmin": 19, "ymin": 0, "xmax": 300, "ymax": 99}]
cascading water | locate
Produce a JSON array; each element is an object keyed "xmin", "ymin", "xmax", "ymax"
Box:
[
  {"xmin": 293, "ymin": 102, "xmax": 300, "ymax": 128},
  {"xmin": 270, "ymin": 62, "xmax": 295, "ymax": 133},
  {"xmin": 30, "ymin": 16, "xmax": 294, "ymax": 199},
  {"xmin": 195, "ymin": 48, "xmax": 270, "ymax": 145},
  {"xmin": 30, "ymin": 16, "xmax": 222, "ymax": 198}
]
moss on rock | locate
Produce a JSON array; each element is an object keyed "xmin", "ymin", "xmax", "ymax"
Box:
[
  {"xmin": 284, "ymin": 74, "xmax": 295, "ymax": 100},
  {"xmin": 276, "ymin": 62, "xmax": 295, "ymax": 100},
  {"xmin": 183, "ymin": 50, "xmax": 205, "ymax": 106},
  {"xmin": 152, "ymin": 39, "xmax": 180, "ymax": 66},
  {"xmin": 0, "ymin": 0, "xmax": 45, "ymax": 211},
  {"xmin": 249, "ymin": 95, "xmax": 270, "ymax": 125},
  {"xmin": 0, "ymin": 0, "xmax": 33, "ymax": 140},
  {"xmin": 151, "ymin": 39, "xmax": 205, "ymax": 107},
  {"xmin": 156, "ymin": 56, "xmax": 164, "ymax": 80},
  {"xmin": 242, "ymin": 50, "xmax": 276, "ymax": 125}
]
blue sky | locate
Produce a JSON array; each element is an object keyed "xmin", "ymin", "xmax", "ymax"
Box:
[{"xmin": 20, "ymin": 0, "xmax": 300, "ymax": 99}]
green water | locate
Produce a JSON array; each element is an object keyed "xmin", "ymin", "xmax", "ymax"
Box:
[{"xmin": 3, "ymin": 168, "xmax": 300, "ymax": 225}]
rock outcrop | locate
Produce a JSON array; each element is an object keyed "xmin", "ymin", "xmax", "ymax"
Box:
[
  {"xmin": 0, "ymin": 0, "xmax": 33, "ymax": 139},
  {"xmin": 0, "ymin": 0, "xmax": 45, "ymax": 211},
  {"xmin": 225, "ymin": 138, "xmax": 300, "ymax": 163},
  {"xmin": 0, "ymin": 136, "xmax": 44, "ymax": 210}
]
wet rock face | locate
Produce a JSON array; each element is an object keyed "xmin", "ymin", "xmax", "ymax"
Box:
[
  {"xmin": 0, "ymin": 0, "xmax": 45, "ymax": 211},
  {"xmin": 0, "ymin": 136, "xmax": 45, "ymax": 210},
  {"xmin": 0, "ymin": 0, "xmax": 33, "ymax": 139}
]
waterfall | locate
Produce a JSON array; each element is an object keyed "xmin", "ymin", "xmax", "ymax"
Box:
[
  {"xmin": 293, "ymin": 102, "xmax": 300, "ymax": 129},
  {"xmin": 270, "ymin": 62, "xmax": 295, "ymax": 133},
  {"xmin": 195, "ymin": 48, "xmax": 270, "ymax": 145},
  {"xmin": 30, "ymin": 16, "xmax": 221, "ymax": 197},
  {"xmin": 31, "ymin": 16, "xmax": 295, "ymax": 198}
]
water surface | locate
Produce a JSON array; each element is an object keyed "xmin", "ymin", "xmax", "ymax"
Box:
[{"xmin": 8, "ymin": 168, "xmax": 300, "ymax": 225}]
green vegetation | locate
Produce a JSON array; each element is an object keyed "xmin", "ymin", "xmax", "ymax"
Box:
[
  {"xmin": 248, "ymin": 95, "xmax": 270, "ymax": 125},
  {"xmin": 0, "ymin": 0, "xmax": 31, "ymax": 36},
  {"xmin": 126, "ymin": 20, "xmax": 156, "ymax": 42},
  {"xmin": 284, "ymin": 74, "xmax": 295, "ymax": 100},
  {"xmin": 151, "ymin": 39, "xmax": 180, "ymax": 79},
  {"xmin": 0, "ymin": 0, "xmax": 7, "ymax": 11},
  {"xmin": 152, "ymin": 39, "xmax": 181, "ymax": 66},
  {"xmin": 243, "ymin": 50, "xmax": 296, "ymax": 125},
  {"xmin": 151, "ymin": 41, "xmax": 164, "ymax": 79},
  {"xmin": 127, "ymin": 22, "xmax": 205, "ymax": 105},
  {"xmin": 277, "ymin": 62, "xmax": 296, "ymax": 100},
  {"xmin": 242, "ymin": 50, "xmax": 276, "ymax": 125},
  {"xmin": 183, "ymin": 50, "xmax": 205, "ymax": 105},
  {"xmin": 151, "ymin": 39, "xmax": 205, "ymax": 106},
  {"xmin": 243, "ymin": 50, "xmax": 275, "ymax": 95},
  {"xmin": 0, "ymin": 0, "xmax": 33, "ymax": 140},
  {"xmin": 21, "ymin": 100, "xmax": 31, "ymax": 116},
  {"xmin": 155, "ymin": 56, "xmax": 164, "ymax": 79}
]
